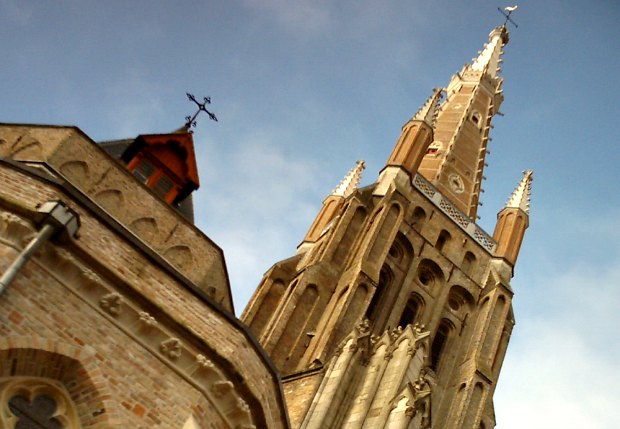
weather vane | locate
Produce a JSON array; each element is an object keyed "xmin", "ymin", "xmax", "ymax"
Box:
[
  {"xmin": 185, "ymin": 92, "xmax": 218, "ymax": 129},
  {"xmin": 497, "ymin": 5, "xmax": 519, "ymax": 28}
]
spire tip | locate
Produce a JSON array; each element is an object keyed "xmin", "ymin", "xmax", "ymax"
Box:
[{"xmin": 505, "ymin": 169, "xmax": 533, "ymax": 214}]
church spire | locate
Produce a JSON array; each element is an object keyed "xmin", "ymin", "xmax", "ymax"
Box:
[
  {"xmin": 493, "ymin": 170, "xmax": 532, "ymax": 268},
  {"xmin": 505, "ymin": 169, "xmax": 532, "ymax": 214},
  {"xmin": 417, "ymin": 26, "xmax": 510, "ymax": 220},
  {"xmin": 471, "ymin": 26, "xmax": 509, "ymax": 79}
]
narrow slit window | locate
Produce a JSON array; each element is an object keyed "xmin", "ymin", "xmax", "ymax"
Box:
[{"xmin": 431, "ymin": 320, "xmax": 452, "ymax": 371}]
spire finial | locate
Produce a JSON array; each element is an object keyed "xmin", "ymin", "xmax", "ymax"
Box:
[
  {"xmin": 185, "ymin": 92, "xmax": 218, "ymax": 130},
  {"xmin": 332, "ymin": 160, "xmax": 365, "ymax": 198},
  {"xmin": 498, "ymin": 5, "xmax": 519, "ymax": 28},
  {"xmin": 413, "ymin": 88, "xmax": 444, "ymax": 127},
  {"xmin": 471, "ymin": 25, "xmax": 509, "ymax": 78},
  {"xmin": 506, "ymin": 169, "xmax": 533, "ymax": 214}
]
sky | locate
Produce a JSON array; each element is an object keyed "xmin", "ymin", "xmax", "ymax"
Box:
[{"xmin": 1, "ymin": 0, "xmax": 619, "ymax": 427}]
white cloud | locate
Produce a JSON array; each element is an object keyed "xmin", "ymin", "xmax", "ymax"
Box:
[
  {"xmin": 194, "ymin": 128, "xmax": 322, "ymax": 312},
  {"xmin": 495, "ymin": 258, "xmax": 620, "ymax": 429}
]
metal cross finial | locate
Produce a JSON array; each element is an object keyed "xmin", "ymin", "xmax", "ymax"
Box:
[
  {"xmin": 497, "ymin": 5, "xmax": 519, "ymax": 28},
  {"xmin": 185, "ymin": 92, "xmax": 218, "ymax": 129}
]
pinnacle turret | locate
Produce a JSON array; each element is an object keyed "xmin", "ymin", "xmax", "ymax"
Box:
[
  {"xmin": 505, "ymin": 169, "xmax": 533, "ymax": 215},
  {"xmin": 332, "ymin": 160, "xmax": 366, "ymax": 198},
  {"xmin": 412, "ymin": 88, "xmax": 444, "ymax": 127}
]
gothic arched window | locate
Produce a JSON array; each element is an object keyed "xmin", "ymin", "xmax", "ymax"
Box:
[
  {"xmin": 430, "ymin": 319, "xmax": 453, "ymax": 371},
  {"xmin": 366, "ymin": 266, "xmax": 392, "ymax": 322},
  {"xmin": 462, "ymin": 251, "xmax": 476, "ymax": 276},
  {"xmin": 0, "ymin": 377, "xmax": 80, "ymax": 429},
  {"xmin": 411, "ymin": 207, "xmax": 427, "ymax": 231},
  {"xmin": 436, "ymin": 230, "xmax": 451, "ymax": 252},
  {"xmin": 398, "ymin": 294, "xmax": 424, "ymax": 328}
]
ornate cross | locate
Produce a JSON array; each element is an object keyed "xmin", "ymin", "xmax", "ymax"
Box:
[
  {"xmin": 497, "ymin": 5, "xmax": 519, "ymax": 28},
  {"xmin": 185, "ymin": 92, "xmax": 218, "ymax": 129}
]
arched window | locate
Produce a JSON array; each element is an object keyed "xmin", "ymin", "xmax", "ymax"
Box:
[
  {"xmin": 366, "ymin": 266, "xmax": 392, "ymax": 322},
  {"xmin": 0, "ymin": 377, "xmax": 81, "ymax": 429},
  {"xmin": 387, "ymin": 232, "xmax": 414, "ymax": 269},
  {"xmin": 398, "ymin": 294, "xmax": 424, "ymax": 328},
  {"xmin": 436, "ymin": 229, "xmax": 451, "ymax": 252},
  {"xmin": 249, "ymin": 279, "xmax": 287, "ymax": 337},
  {"xmin": 411, "ymin": 207, "xmax": 426, "ymax": 231},
  {"xmin": 430, "ymin": 319, "xmax": 453, "ymax": 371},
  {"xmin": 446, "ymin": 285, "xmax": 475, "ymax": 320},
  {"xmin": 416, "ymin": 259, "xmax": 445, "ymax": 289},
  {"xmin": 462, "ymin": 251, "xmax": 476, "ymax": 276}
]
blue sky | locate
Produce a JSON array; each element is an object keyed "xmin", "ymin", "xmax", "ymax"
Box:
[{"xmin": 2, "ymin": 1, "xmax": 619, "ymax": 427}]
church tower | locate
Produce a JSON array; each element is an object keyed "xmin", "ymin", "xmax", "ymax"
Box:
[{"xmin": 242, "ymin": 24, "xmax": 530, "ymax": 429}]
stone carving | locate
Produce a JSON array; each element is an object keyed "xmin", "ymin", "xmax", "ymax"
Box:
[
  {"xmin": 412, "ymin": 323, "xmax": 426, "ymax": 336},
  {"xmin": 99, "ymin": 292, "xmax": 123, "ymax": 316},
  {"xmin": 160, "ymin": 338, "xmax": 182, "ymax": 361},
  {"xmin": 357, "ymin": 319, "xmax": 370, "ymax": 335},
  {"xmin": 82, "ymin": 268, "xmax": 101, "ymax": 284},
  {"xmin": 196, "ymin": 354, "xmax": 215, "ymax": 369},
  {"xmin": 211, "ymin": 380, "xmax": 234, "ymax": 398},
  {"xmin": 390, "ymin": 326, "xmax": 403, "ymax": 341},
  {"xmin": 405, "ymin": 404, "xmax": 415, "ymax": 418},
  {"xmin": 236, "ymin": 397, "xmax": 250, "ymax": 413},
  {"xmin": 138, "ymin": 311, "xmax": 157, "ymax": 327}
]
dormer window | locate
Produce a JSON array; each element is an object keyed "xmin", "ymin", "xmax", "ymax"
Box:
[
  {"xmin": 132, "ymin": 158, "xmax": 155, "ymax": 184},
  {"xmin": 128, "ymin": 155, "xmax": 180, "ymax": 203},
  {"xmin": 121, "ymin": 132, "xmax": 200, "ymax": 209}
]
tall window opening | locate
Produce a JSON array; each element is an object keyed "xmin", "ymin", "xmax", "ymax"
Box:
[
  {"xmin": 436, "ymin": 230, "xmax": 451, "ymax": 252},
  {"xmin": 398, "ymin": 295, "xmax": 424, "ymax": 328},
  {"xmin": 462, "ymin": 251, "xmax": 476, "ymax": 275},
  {"xmin": 366, "ymin": 266, "xmax": 392, "ymax": 322},
  {"xmin": 411, "ymin": 207, "xmax": 426, "ymax": 231},
  {"xmin": 431, "ymin": 319, "xmax": 452, "ymax": 371}
]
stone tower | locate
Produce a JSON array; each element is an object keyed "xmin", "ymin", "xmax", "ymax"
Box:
[{"xmin": 242, "ymin": 25, "xmax": 531, "ymax": 429}]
